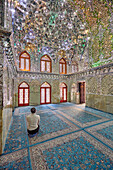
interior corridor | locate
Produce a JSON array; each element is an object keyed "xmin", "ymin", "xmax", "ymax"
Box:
[{"xmin": 0, "ymin": 103, "xmax": 113, "ymax": 169}]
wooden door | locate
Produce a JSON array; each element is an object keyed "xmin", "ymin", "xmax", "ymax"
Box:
[
  {"xmin": 79, "ymin": 82, "xmax": 85, "ymax": 103},
  {"xmin": 18, "ymin": 82, "xmax": 29, "ymax": 106},
  {"xmin": 40, "ymin": 82, "xmax": 51, "ymax": 104}
]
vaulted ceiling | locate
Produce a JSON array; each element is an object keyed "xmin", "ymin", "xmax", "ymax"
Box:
[{"xmin": 11, "ymin": 0, "xmax": 112, "ymax": 67}]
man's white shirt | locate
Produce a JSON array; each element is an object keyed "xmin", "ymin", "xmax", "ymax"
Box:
[{"xmin": 27, "ymin": 113, "xmax": 40, "ymax": 130}]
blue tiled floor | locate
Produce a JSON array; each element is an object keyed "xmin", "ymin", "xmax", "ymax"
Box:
[
  {"xmin": 19, "ymin": 106, "xmax": 32, "ymax": 113},
  {"xmin": 4, "ymin": 111, "xmax": 70, "ymax": 152},
  {"xmin": 1, "ymin": 103, "xmax": 113, "ymax": 169},
  {"xmin": 0, "ymin": 156, "xmax": 30, "ymax": 169},
  {"xmin": 43, "ymin": 136, "xmax": 113, "ymax": 169},
  {"xmin": 84, "ymin": 107, "xmax": 113, "ymax": 119},
  {"xmin": 38, "ymin": 112, "xmax": 70, "ymax": 136},
  {"xmin": 4, "ymin": 115, "xmax": 27, "ymax": 153},
  {"xmin": 19, "ymin": 105, "xmax": 50, "ymax": 113},
  {"xmin": 58, "ymin": 110, "xmax": 101, "ymax": 123},
  {"xmin": 97, "ymin": 125, "xmax": 113, "ymax": 141}
]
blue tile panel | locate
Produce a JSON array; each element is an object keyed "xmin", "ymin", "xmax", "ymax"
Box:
[
  {"xmin": 50, "ymin": 102, "xmax": 113, "ymax": 119},
  {"xmin": 97, "ymin": 125, "xmax": 113, "ymax": 141},
  {"xmin": 59, "ymin": 110, "xmax": 101, "ymax": 123},
  {"xmin": 43, "ymin": 136, "xmax": 113, "ymax": 169},
  {"xmin": 38, "ymin": 112, "xmax": 70, "ymax": 136},
  {"xmin": 36, "ymin": 105, "xmax": 50, "ymax": 111},
  {"xmin": 4, "ymin": 111, "xmax": 70, "ymax": 153},
  {"xmin": 19, "ymin": 105, "xmax": 50, "ymax": 113},
  {"xmin": 49, "ymin": 103, "xmax": 71, "ymax": 108},
  {"xmin": 0, "ymin": 156, "xmax": 30, "ymax": 169},
  {"xmin": 4, "ymin": 115, "xmax": 27, "ymax": 153},
  {"xmin": 84, "ymin": 107, "xmax": 113, "ymax": 119},
  {"xmin": 19, "ymin": 107, "xmax": 31, "ymax": 113}
]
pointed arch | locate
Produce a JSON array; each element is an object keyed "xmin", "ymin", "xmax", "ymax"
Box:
[
  {"xmin": 71, "ymin": 83, "xmax": 76, "ymax": 102},
  {"xmin": 60, "ymin": 82, "xmax": 67, "ymax": 102},
  {"xmin": 71, "ymin": 61, "xmax": 78, "ymax": 73},
  {"xmin": 40, "ymin": 54, "xmax": 52, "ymax": 72},
  {"xmin": 18, "ymin": 81, "xmax": 29, "ymax": 106},
  {"xmin": 59, "ymin": 58, "xmax": 67, "ymax": 74},
  {"xmin": 19, "ymin": 51, "xmax": 30, "ymax": 71},
  {"xmin": 40, "ymin": 82, "xmax": 51, "ymax": 104}
]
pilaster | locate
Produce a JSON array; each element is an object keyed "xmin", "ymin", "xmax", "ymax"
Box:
[{"xmin": 0, "ymin": 27, "xmax": 11, "ymax": 154}]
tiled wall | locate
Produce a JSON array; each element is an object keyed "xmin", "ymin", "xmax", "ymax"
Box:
[
  {"xmin": 86, "ymin": 74, "xmax": 113, "ymax": 114},
  {"xmin": 15, "ymin": 77, "xmax": 70, "ymax": 106}
]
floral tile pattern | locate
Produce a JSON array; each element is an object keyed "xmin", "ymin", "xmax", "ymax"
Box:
[
  {"xmin": 82, "ymin": 106, "xmax": 113, "ymax": 119},
  {"xmin": 1, "ymin": 103, "xmax": 113, "ymax": 169},
  {"xmin": 38, "ymin": 112, "xmax": 70, "ymax": 136},
  {"xmin": 43, "ymin": 136, "xmax": 113, "ymax": 169},
  {"xmin": 0, "ymin": 149, "xmax": 30, "ymax": 169},
  {"xmin": 19, "ymin": 106, "xmax": 32, "ymax": 113},
  {"xmin": 4, "ymin": 115, "xmax": 27, "ymax": 153},
  {"xmin": 86, "ymin": 121, "xmax": 113, "ymax": 149},
  {"xmin": 59, "ymin": 110, "xmax": 101, "ymax": 123},
  {"xmin": 97, "ymin": 125, "xmax": 113, "ymax": 141},
  {"xmin": 1, "ymin": 156, "xmax": 30, "ymax": 169}
]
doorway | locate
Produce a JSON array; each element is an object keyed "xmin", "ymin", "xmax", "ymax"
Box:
[
  {"xmin": 40, "ymin": 82, "xmax": 51, "ymax": 104},
  {"xmin": 18, "ymin": 82, "xmax": 29, "ymax": 106},
  {"xmin": 60, "ymin": 82, "xmax": 67, "ymax": 102},
  {"xmin": 79, "ymin": 82, "xmax": 85, "ymax": 103}
]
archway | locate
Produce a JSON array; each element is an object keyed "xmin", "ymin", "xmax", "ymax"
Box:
[
  {"xmin": 40, "ymin": 82, "xmax": 51, "ymax": 104},
  {"xmin": 60, "ymin": 82, "xmax": 67, "ymax": 102},
  {"xmin": 71, "ymin": 83, "xmax": 76, "ymax": 103},
  {"xmin": 79, "ymin": 82, "xmax": 85, "ymax": 103},
  {"xmin": 18, "ymin": 82, "xmax": 29, "ymax": 106}
]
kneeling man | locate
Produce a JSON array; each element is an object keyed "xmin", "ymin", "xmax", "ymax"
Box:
[{"xmin": 27, "ymin": 107, "xmax": 40, "ymax": 135}]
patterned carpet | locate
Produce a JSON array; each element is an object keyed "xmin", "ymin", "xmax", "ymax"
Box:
[{"xmin": 0, "ymin": 103, "xmax": 113, "ymax": 169}]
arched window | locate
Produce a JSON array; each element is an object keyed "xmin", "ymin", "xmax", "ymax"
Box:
[
  {"xmin": 40, "ymin": 55, "xmax": 51, "ymax": 72},
  {"xmin": 72, "ymin": 62, "xmax": 78, "ymax": 73},
  {"xmin": 18, "ymin": 82, "xmax": 29, "ymax": 106},
  {"xmin": 60, "ymin": 82, "xmax": 67, "ymax": 102},
  {"xmin": 19, "ymin": 51, "xmax": 30, "ymax": 71},
  {"xmin": 59, "ymin": 58, "xmax": 67, "ymax": 74},
  {"xmin": 40, "ymin": 82, "xmax": 51, "ymax": 104}
]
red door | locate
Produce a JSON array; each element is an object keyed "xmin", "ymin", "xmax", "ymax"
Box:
[
  {"xmin": 18, "ymin": 82, "xmax": 29, "ymax": 106},
  {"xmin": 60, "ymin": 83, "xmax": 67, "ymax": 102},
  {"xmin": 40, "ymin": 82, "xmax": 51, "ymax": 104},
  {"xmin": 79, "ymin": 82, "xmax": 85, "ymax": 103}
]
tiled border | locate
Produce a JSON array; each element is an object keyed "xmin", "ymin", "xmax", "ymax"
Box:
[
  {"xmin": 0, "ymin": 149, "xmax": 29, "ymax": 167},
  {"xmin": 30, "ymin": 130, "xmax": 113, "ymax": 169},
  {"xmin": 54, "ymin": 109, "xmax": 108, "ymax": 128},
  {"xmin": 86, "ymin": 121, "xmax": 113, "ymax": 148},
  {"xmin": 28, "ymin": 110, "xmax": 79, "ymax": 145}
]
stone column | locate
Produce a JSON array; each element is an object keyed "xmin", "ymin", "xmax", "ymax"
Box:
[{"xmin": 0, "ymin": 35, "xmax": 3, "ymax": 155}]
